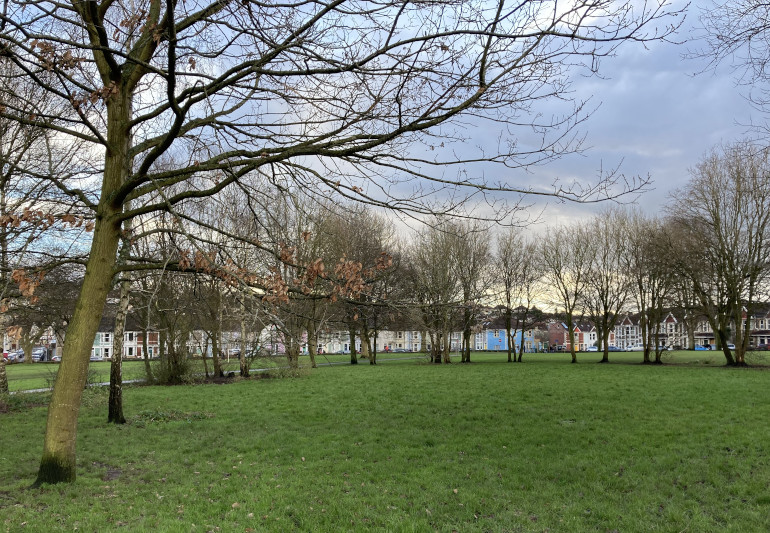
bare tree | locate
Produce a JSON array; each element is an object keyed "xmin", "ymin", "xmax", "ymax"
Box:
[
  {"xmin": 584, "ymin": 209, "xmax": 631, "ymax": 363},
  {"xmin": 666, "ymin": 143, "xmax": 770, "ymax": 365},
  {"xmin": 495, "ymin": 229, "xmax": 543, "ymax": 362},
  {"xmin": 452, "ymin": 221, "xmax": 491, "ymax": 363},
  {"xmin": 697, "ymin": 1, "xmax": 770, "ymax": 123},
  {"xmin": 620, "ymin": 210, "xmax": 672, "ymax": 363},
  {"xmin": 541, "ymin": 224, "xmax": 594, "ymax": 363},
  {"xmin": 409, "ymin": 221, "xmax": 459, "ymax": 364}
]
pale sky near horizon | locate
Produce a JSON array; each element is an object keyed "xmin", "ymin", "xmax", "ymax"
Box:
[{"xmin": 489, "ymin": 1, "xmax": 758, "ymax": 231}]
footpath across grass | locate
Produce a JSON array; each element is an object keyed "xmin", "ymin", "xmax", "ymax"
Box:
[{"xmin": 2, "ymin": 357, "xmax": 770, "ymax": 532}]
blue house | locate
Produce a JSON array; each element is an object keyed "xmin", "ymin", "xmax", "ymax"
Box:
[{"xmin": 477, "ymin": 322, "xmax": 537, "ymax": 352}]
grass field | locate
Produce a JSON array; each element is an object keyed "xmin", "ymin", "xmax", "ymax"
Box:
[
  {"xmin": 6, "ymin": 348, "xmax": 769, "ymax": 392},
  {"xmin": 2, "ymin": 353, "xmax": 770, "ymax": 531}
]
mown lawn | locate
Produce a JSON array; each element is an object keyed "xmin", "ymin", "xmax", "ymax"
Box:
[{"xmin": 2, "ymin": 355, "xmax": 770, "ymax": 532}]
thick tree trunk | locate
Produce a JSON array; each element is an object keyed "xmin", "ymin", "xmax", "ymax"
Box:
[
  {"xmin": 35, "ymin": 210, "xmax": 122, "ymax": 484},
  {"xmin": 0, "ymin": 357, "xmax": 8, "ymax": 394},
  {"xmin": 360, "ymin": 325, "xmax": 370, "ymax": 359},
  {"xmin": 108, "ymin": 278, "xmax": 130, "ymax": 424},
  {"xmin": 211, "ymin": 332, "xmax": 223, "ymax": 377},
  {"xmin": 442, "ymin": 329, "xmax": 452, "ymax": 363},
  {"xmin": 21, "ymin": 336, "xmax": 33, "ymax": 365},
  {"xmin": 286, "ymin": 342, "xmax": 300, "ymax": 368}
]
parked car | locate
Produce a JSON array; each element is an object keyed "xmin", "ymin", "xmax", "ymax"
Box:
[
  {"xmin": 586, "ymin": 346, "xmax": 598, "ymax": 352},
  {"xmin": 726, "ymin": 343, "xmax": 736, "ymax": 350},
  {"xmin": 607, "ymin": 346, "xmax": 621, "ymax": 352},
  {"xmin": 89, "ymin": 353, "xmax": 104, "ymax": 362},
  {"xmin": 32, "ymin": 347, "xmax": 49, "ymax": 362},
  {"xmin": 756, "ymin": 343, "xmax": 769, "ymax": 351},
  {"xmin": 694, "ymin": 345, "xmax": 710, "ymax": 351},
  {"xmin": 628, "ymin": 344, "xmax": 644, "ymax": 351},
  {"xmin": 50, "ymin": 353, "xmax": 61, "ymax": 362}
]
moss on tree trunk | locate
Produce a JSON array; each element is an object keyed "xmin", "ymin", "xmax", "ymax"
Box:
[{"xmin": 35, "ymin": 212, "xmax": 121, "ymax": 484}]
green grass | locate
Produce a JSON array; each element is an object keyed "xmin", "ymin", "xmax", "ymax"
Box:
[
  {"xmin": 7, "ymin": 349, "xmax": 769, "ymax": 392},
  {"xmin": 2, "ymin": 355, "xmax": 770, "ymax": 531}
]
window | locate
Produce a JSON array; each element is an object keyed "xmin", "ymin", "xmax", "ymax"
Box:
[
  {"xmin": 397, "ymin": 331, "xmax": 403, "ymax": 339},
  {"xmin": 103, "ymin": 348, "xmax": 110, "ymax": 358},
  {"xmin": 126, "ymin": 332, "xmax": 134, "ymax": 342},
  {"xmin": 103, "ymin": 333, "xmax": 111, "ymax": 344},
  {"xmin": 493, "ymin": 330, "xmax": 499, "ymax": 337},
  {"xmin": 127, "ymin": 346, "xmax": 134, "ymax": 357}
]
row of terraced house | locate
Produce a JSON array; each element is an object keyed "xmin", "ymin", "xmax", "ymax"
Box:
[
  {"xmin": 548, "ymin": 306, "xmax": 770, "ymax": 352},
  {"xmin": 16, "ymin": 305, "xmax": 770, "ymax": 361}
]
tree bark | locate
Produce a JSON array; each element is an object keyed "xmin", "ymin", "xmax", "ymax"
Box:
[
  {"xmin": 239, "ymin": 300, "xmax": 249, "ymax": 376},
  {"xmin": 348, "ymin": 326, "xmax": 358, "ymax": 365},
  {"xmin": 35, "ymin": 209, "xmax": 121, "ymax": 484},
  {"xmin": 0, "ymin": 357, "xmax": 8, "ymax": 394},
  {"xmin": 200, "ymin": 338, "xmax": 210, "ymax": 378},
  {"xmin": 307, "ymin": 319, "xmax": 318, "ymax": 368},
  {"xmin": 108, "ymin": 277, "xmax": 130, "ymax": 424},
  {"xmin": 141, "ymin": 326, "xmax": 154, "ymax": 383},
  {"xmin": 370, "ymin": 326, "xmax": 377, "ymax": 365},
  {"xmin": 211, "ymin": 332, "xmax": 223, "ymax": 377},
  {"xmin": 505, "ymin": 309, "xmax": 513, "ymax": 363},
  {"xmin": 442, "ymin": 329, "xmax": 452, "ymax": 363},
  {"xmin": 462, "ymin": 308, "xmax": 472, "ymax": 363},
  {"xmin": 599, "ymin": 329, "xmax": 610, "ymax": 363},
  {"xmin": 566, "ymin": 313, "xmax": 577, "ymax": 364}
]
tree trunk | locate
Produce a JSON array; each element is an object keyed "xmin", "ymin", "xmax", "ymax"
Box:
[
  {"xmin": 141, "ymin": 327, "xmax": 154, "ymax": 383},
  {"xmin": 307, "ymin": 319, "xmax": 318, "ymax": 369},
  {"xmin": 108, "ymin": 277, "xmax": 130, "ymax": 424},
  {"xmin": 201, "ymin": 338, "xmax": 210, "ymax": 378},
  {"xmin": 370, "ymin": 327, "xmax": 377, "ymax": 365},
  {"xmin": 211, "ymin": 332, "xmax": 223, "ymax": 377},
  {"xmin": 442, "ymin": 329, "xmax": 452, "ymax": 363},
  {"xmin": 35, "ymin": 88, "xmax": 129, "ymax": 484},
  {"xmin": 360, "ymin": 324, "xmax": 370, "ymax": 359},
  {"xmin": 35, "ymin": 206, "xmax": 122, "ymax": 484},
  {"xmin": 239, "ymin": 301, "xmax": 249, "ymax": 376},
  {"xmin": 21, "ymin": 335, "xmax": 33, "ymax": 365},
  {"xmin": 308, "ymin": 342, "xmax": 317, "ymax": 368},
  {"xmin": 348, "ymin": 326, "xmax": 358, "ymax": 365},
  {"xmin": 462, "ymin": 308, "xmax": 472, "ymax": 363},
  {"xmin": 599, "ymin": 329, "xmax": 609, "ymax": 363},
  {"xmin": 286, "ymin": 341, "xmax": 300, "ymax": 368},
  {"xmin": 505, "ymin": 309, "xmax": 513, "ymax": 363},
  {"xmin": 0, "ymin": 357, "xmax": 8, "ymax": 394},
  {"xmin": 566, "ymin": 313, "xmax": 577, "ymax": 364}
]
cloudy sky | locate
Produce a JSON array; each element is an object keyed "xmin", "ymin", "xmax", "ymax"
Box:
[{"xmin": 497, "ymin": 1, "xmax": 757, "ymax": 229}]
